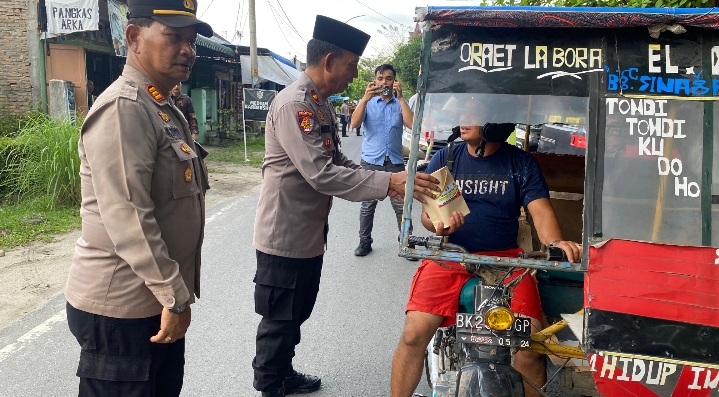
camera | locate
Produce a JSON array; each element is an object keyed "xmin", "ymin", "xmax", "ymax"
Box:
[{"xmin": 381, "ymin": 85, "xmax": 391, "ymax": 96}]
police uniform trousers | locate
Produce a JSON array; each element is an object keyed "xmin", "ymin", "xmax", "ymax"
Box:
[
  {"xmin": 66, "ymin": 302, "xmax": 185, "ymax": 397},
  {"xmin": 358, "ymin": 158, "xmax": 410, "ymax": 244},
  {"xmin": 253, "ymin": 250, "xmax": 323, "ymax": 391}
]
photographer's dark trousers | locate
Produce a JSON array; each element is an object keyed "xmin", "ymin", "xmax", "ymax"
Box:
[
  {"xmin": 358, "ymin": 159, "xmax": 411, "ymax": 243},
  {"xmin": 253, "ymin": 251, "xmax": 323, "ymax": 392},
  {"xmin": 66, "ymin": 302, "xmax": 185, "ymax": 397}
]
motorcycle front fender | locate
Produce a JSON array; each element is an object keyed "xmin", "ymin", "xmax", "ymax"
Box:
[{"xmin": 456, "ymin": 362, "xmax": 524, "ymax": 397}]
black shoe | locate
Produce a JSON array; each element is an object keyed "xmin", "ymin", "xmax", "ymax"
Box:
[
  {"xmin": 354, "ymin": 241, "xmax": 372, "ymax": 256},
  {"xmin": 261, "ymin": 384, "xmax": 285, "ymax": 397},
  {"xmin": 342, "ymin": 134, "xmax": 348, "ymax": 137},
  {"xmin": 284, "ymin": 371, "xmax": 321, "ymax": 394},
  {"xmin": 406, "ymin": 257, "xmax": 419, "ymax": 262}
]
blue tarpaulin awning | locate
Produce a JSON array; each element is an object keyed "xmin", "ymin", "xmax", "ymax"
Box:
[
  {"xmin": 418, "ymin": 6, "xmax": 719, "ymax": 29},
  {"xmin": 270, "ymin": 51, "xmax": 298, "ymax": 69}
]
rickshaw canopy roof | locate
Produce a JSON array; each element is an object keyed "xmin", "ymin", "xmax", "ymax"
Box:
[{"xmin": 417, "ymin": 6, "xmax": 719, "ymax": 29}]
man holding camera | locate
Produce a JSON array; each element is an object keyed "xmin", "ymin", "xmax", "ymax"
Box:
[{"xmin": 350, "ymin": 64, "xmax": 413, "ymax": 257}]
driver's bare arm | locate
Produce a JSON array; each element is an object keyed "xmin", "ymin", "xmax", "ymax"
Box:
[{"xmin": 526, "ymin": 198, "xmax": 582, "ymax": 263}]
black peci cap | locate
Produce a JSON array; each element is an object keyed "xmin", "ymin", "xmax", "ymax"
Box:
[
  {"xmin": 312, "ymin": 15, "xmax": 370, "ymax": 56},
  {"xmin": 127, "ymin": 0, "xmax": 213, "ymax": 37}
]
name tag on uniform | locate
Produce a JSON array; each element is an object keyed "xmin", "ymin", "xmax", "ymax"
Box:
[
  {"xmin": 165, "ymin": 125, "xmax": 183, "ymax": 139},
  {"xmin": 321, "ymin": 125, "xmax": 331, "ymax": 133}
]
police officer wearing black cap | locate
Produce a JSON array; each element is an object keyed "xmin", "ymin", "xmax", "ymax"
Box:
[
  {"xmin": 64, "ymin": 1, "xmax": 212, "ymax": 396},
  {"xmin": 252, "ymin": 15, "xmax": 440, "ymax": 397}
]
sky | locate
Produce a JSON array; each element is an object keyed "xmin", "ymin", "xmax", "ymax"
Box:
[{"xmin": 199, "ymin": 0, "xmax": 472, "ymax": 61}]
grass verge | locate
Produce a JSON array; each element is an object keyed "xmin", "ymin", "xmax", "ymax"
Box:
[
  {"xmin": 207, "ymin": 137, "xmax": 265, "ymax": 168},
  {"xmin": 1, "ymin": 113, "xmax": 81, "ymax": 208},
  {"xmin": 0, "ymin": 196, "xmax": 80, "ymax": 249}
]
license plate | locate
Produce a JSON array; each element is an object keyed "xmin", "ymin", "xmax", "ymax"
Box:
[{"xmin": 455, "ymin": 313, "xmax": 531, "ymax": 348}]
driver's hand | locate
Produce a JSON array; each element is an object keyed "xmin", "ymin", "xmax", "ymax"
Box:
[
  {"xmin": 435, "ymin": 211, "xmax": 465, "ymax": 236},
  {"xmin": 554, "ymin": 240, "xmax": 582, "ymax": 263}
]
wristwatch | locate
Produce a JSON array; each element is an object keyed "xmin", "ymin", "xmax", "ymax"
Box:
[{"xmin": 169, "ymin": 301, "xmax": 187, "ymax": 314}]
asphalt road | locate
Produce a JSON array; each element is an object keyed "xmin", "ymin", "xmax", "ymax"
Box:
[
  {"xmin": 0, "ymin": 135, "xmax": 432, "ymax": 397},
  {"xmin": 0, "ymin": 136, "xmax": 577, "ymax": 397}
]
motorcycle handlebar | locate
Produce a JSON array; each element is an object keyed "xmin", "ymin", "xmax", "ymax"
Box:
[
  {"xmin": 407, "ymin": 236, "xmax": 468, "ymax": 253},
  {"xmin": 407, "ymin": 236, "xmax": 570, "ymax": 269}
]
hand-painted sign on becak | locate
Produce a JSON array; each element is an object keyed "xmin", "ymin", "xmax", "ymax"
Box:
[
  {"xmin": 45, "ymin": 0, "xmax": 99, "ymax": 35},
  {"xmin": 427, "ymin": 25, "xmax": 719, "ymax": 98},
  {"xmin": 427, "ymin": 26, "xmax": 604, "ymax": 96},
  {"xmin": 586, "ymin": 239, "xmax": 719, "ymax": 396},
  {"xmin": 603, "ymin": 29, "xmax": 716, "ymax": 98}
]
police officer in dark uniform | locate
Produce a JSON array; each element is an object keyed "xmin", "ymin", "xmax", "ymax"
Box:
[{"xmin": 252, "ymin": 15, "xmax": 440, "ymax": 397}]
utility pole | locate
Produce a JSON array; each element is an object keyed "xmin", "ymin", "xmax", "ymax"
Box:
[{"xmin": 248, "ymin": 0, "xmax": 259, "ymax": 88}]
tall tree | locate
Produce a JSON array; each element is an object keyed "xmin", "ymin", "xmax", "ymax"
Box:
[
  {"xmin": 391, "ymin": 34, "xmax": 422, "ymax": 98},
  {"xmin": 341, "ymin": 54, "xmax": 391, "ymax": 101}
]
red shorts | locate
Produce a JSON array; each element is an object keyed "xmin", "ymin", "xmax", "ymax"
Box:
[{"xmin": 406, "ymin": 248, "xmax": 543, "ymax": 327}]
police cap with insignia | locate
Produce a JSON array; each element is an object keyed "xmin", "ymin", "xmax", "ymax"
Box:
[
  {"xmin": 127, "ymin": 0, "xmax": 213, "ymax": 38},
  {"xmin": 312, "ymin": 15, "xmax": 371, "ymax": 56}
]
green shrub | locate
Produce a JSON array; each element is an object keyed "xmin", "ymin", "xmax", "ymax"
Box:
[
  {"xmin": 1, "ymin": 114, "xmax": 81, "ymax": 208},
  {"xmin": 0, "ymin": 113, "xmax": 41, "ymax": 138},
  {"xmin": 0, "ymin": 137, "xmax": 12, "ymax": 198}
]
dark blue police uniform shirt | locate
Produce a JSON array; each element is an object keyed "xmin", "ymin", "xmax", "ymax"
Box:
[{"xmin": 425, "ymin": 142, "xmax": 550, "ymax": 252}]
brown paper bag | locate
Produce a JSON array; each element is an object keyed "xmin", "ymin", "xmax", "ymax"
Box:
[{"xmin": 420, "ymin": 166, "xmax": 470, "ymax": 231}]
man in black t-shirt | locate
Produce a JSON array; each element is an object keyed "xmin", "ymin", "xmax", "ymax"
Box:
[{"xmin": 389, "ymin": 109, "xmax": 582, "ymax": 397}]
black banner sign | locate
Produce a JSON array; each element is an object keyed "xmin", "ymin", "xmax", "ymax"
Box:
[
  {"xmin": 605, "ymin": 29, "xmax": 709, "ymax": 97},
  {"xmin": 428, "ymin": 26, "xmax": 601, "ymax": 96},
  {"xmin": 427, "ymin": 25, "xmax": 719, "ymax": 98},
  {"xmin": 243, "ymin": 88, "xmax": 276, "ymax": 121}
]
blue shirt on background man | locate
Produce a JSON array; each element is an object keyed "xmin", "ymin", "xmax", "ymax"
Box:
[{"xmin": 361, "ymin": 96, "xmax": 405, "ymax": 166}]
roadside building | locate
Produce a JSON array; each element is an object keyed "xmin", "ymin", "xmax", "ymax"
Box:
[
  {"xmin": 0, "ymin": 0, "xmax": 43, "ymax": 115},
  {"xmin": 1, "ymin": 0, "xmax": 303, "ymax": 143}
]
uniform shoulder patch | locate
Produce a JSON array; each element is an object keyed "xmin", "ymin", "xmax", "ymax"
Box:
[
  {"xmin": 118, "ymin": 80, "xmax": 139, "ymax": 101},
  {"xmin": 310, "ymin": 89, "xmax": 321, "ymax": 105},
  {"xmin": 297, "ymin": 110, "xmax": 315, "ymax": 135},
  {"xmin": 147, "ymin": 85, "xmax": 165, "ymax": 103}
]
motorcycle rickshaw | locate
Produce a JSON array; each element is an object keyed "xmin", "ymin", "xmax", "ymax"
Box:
[{"xmin": 399, "ymin": 5, "xmax": 719, "ymax": 397}]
